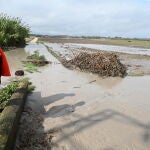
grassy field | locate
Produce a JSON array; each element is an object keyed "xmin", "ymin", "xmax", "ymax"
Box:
[{"xmin": 99, "ymin": 38, "xmax": 150, "ymax": 47}]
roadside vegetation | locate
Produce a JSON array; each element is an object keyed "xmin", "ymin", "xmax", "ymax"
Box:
[
  {"xmin": 24, "ymin": 51, "xmax": 49, "ymax": 73},
  {"xmin": 27, "ymin": 51, "xmax": 46, "ymax": 61},
  {"xmin": 0, "ymin": 81, "xmax": 19, "ymax": 110},
  {"xmin": 0, "ymin": 78, "xmax": 35, "ymax": 111},
  {"xmin": 24, "ymin": 62, "xmax": 39, "ymax": 73},
  {"xmin": 21, "ymin": 77, "xmax": 36, "ymax": 93},
  {"xmin": 128, "ymin": 72, "xmax": 144, "ymax": 77},
  {"xmin": 0, "ymin": 13, "xmax": 29, "ymax": 48},
  {"xmin": 36, "ymin": 40, "xmax": 44, "ymax": 44}
]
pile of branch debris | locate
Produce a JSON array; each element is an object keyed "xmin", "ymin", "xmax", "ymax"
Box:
[{"xmin": 63, "ymin": 52, "xmax": 126, "ymax": 77}]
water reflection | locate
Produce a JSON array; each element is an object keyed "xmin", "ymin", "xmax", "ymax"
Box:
[{"xmin": 6, "ymin": 48, "xmax": 27, "ymax": 75}]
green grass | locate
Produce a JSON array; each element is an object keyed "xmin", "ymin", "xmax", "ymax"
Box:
[
  {"xmin": 36, "ymin": 40, "xmax": 44, "ymax": 44},
  {"xmin": 24, "ymin": 62, "xmax": 38, "ymax": 73},
  {"xmin": 128, "ymin": 72, "xmax": 144, "ymax": 77},
  {"xmin": 27, "ymin": 51, "xmax": 46, "ymax": 61},
  {"xmin": 95, "ymin": 38, "xmax": 150, "ymax": 47},
  {"xmin": 24, "ymin": 51, "xmax": 47, "ymax": 73},
  {"xmin": 17, "ymin": 77, "xmax": 35, "ymax": 93},
  {"xmin": 0, "ymin": 78, "xmax": 35, "ymax": 110},
  {"xmin": 0, "ymin": 82, "xmax": 19, "ymax": 110}
]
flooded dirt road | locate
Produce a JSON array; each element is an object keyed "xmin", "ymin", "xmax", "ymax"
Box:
[{"xmin": 6, "ymin": 43, "xmax": 150, "ymax": 149}]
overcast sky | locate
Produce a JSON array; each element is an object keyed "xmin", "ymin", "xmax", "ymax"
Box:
[{"xmin": 1, "ymin": 0, "xmax": 150, "ymax": 38}]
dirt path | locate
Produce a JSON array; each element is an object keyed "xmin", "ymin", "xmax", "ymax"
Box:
[
  {"xmin": 8, "ymin": 42, "xmax": 150, "ymax": 150},
  {"xmin": 30, "ymin": 37, "xmax": 38, "ymax": 43}
]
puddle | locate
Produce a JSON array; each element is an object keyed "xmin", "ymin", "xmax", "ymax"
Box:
[{"xmin": 5, "ymin": 48, "xmax": 27, "ymax": 75}]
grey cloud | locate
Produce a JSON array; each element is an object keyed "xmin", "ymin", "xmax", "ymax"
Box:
[{"xmin": 1, "ymin": 0, "xmax": 150, "ymax": 38}]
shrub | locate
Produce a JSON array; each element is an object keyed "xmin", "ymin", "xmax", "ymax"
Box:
[
  {"xmin": 0, "ymin": 82, "xmax": 19, "ymax": 110},
  {"xmin": 27, "ymin": 51, "xmax": 46, "ymax": 61},
  {"xmin": 24, "ymin": 62, "xmax": 38, "ymax": 73},
  {"xmin": 0, "ymin": 13, "xmax": 30, "ymax": 47}
]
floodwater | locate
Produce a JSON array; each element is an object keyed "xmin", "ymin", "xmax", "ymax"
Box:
[
  {"xmin": 5, "ymin": 43, "xmax": 150, "ymax": 149},
  {"xmin": 3, "ymin": 43, "xmax": 56, "ymax": 84},
  {"xmin": 45, "ymin": 42, "xmax": 150, "ymax": 76},
  {"xmin": 45, "ymin": 43, "xmax": 73, "ymax": 60},
  {"xmin": 64, "ymin": 43, "xmax": 150, "ymax": 56}
]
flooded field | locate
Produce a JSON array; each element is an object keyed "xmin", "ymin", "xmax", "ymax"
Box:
[
  {"xmin": 65, "ymin": 43, "xmax": 150, "ymax": 56},
  {"xmin": 45, "ymin": 43, "xmax": 150, "ymax": 76},
  {"xmin": 39, "ymin": 37, "xmax": 150, "ymax": 48},
  {"xmin": 4, "ymin": 42, "xmax": 150, "ymax": 149}
]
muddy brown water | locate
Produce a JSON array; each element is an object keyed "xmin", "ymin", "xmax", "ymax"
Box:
[{"xmin": 4, "ymin": 43, "xmax": 150, "ymax": 149}]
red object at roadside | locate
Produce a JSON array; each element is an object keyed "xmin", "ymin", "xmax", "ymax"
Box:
[{"xmin": 0, "ymin": 48, "xmax": 11, "ymax": 77}]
